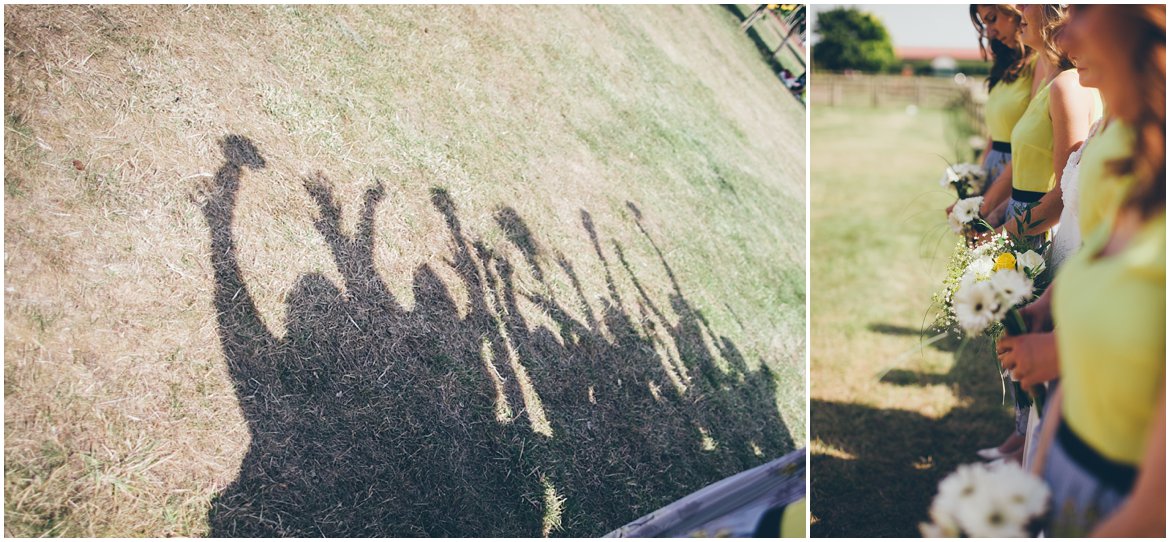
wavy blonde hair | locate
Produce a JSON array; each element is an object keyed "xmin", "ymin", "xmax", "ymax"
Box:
[{"xmin": 1031, "ymin": 5, "xmax": 1074, "ymax": 70}]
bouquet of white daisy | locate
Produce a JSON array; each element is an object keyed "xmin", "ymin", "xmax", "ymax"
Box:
[
  {"xmin": 952, "ymin": 251, "xmax": 1044, "ymax": 338},
  {"xmin": 932, "ymin": 233, "xmax": 1019, "ymax": 333},
  {"xmin": 952, "ymin": 243, "xmax": 1048, "ymax": 412},
  {"xmin": 940, "ymin": 162, "xmax": 988, "ymax": 200},
  {"xmin": 932, "ymin": 233, "xmax": 1048, "ymax": 410},
  {"xmin": 948, "ymin": 196, "xmax": 992, "ymax": 235},
  {"xmin": 920, "ymin": 461, "xmax": 1050, "ymax": 538}
]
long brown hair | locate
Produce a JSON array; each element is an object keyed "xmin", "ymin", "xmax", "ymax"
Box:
[
  {"xmin": 1109, "ymin": 5, "xmax": 1166, "ymax": 218},
  {"xmin": 970, "ymin": 4, "xmax": 1032, "ymax": 89},
  {"xmin": 1032, "ymin": 5, "xmax": 1075, "ymax": 71}
]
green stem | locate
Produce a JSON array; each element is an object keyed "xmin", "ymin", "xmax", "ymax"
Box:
[
  {"xmin": 1003, "ymin": 308, "xmax": 1027, "ymax": 335},
  {"xmin": 1001, "ymin": 308, "xmax": 1047, "ymax": 415},
  {"xmin": 969, "ymin": 218, "xmax": 994, "ymax": 234}
]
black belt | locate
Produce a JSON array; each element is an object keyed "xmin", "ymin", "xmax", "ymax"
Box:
[
  {"xmin": 1012, "ymin": 188, "xmax": 1046, "ymax": 203},
  {"xmin": 1057, "ymin": 419, "xmax": 1137, "ymax": 494},
  {"xmin": 991, "ymin": 140, "xmax": 1011, "ymax": 153}
]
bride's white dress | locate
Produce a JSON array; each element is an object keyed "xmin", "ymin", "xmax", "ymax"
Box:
[
  {"xmin": 1021, "ymin": 119, "xmax": 1102, "ymax": 471},
  {"xmin": 1047, "ymin": 120, "xmax": 1101, "ymax": 271}
]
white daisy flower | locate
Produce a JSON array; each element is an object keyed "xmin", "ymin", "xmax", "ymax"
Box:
[
  {"xmin": 926, "ymin": 461, "xmax": 1050, "ymax": 537},
  {"xmin": 951, "ymin": 196, "xmax": 984, "ymax": 225},
  {"xmin": 954, "ymin": 281, "xmax": 999, "ymax": 336},
  {"xmin": 989, "ymin": 269, "xmax": 1034, "ymax": 312},
  {"xmin": 964, "ymin": 498, "xmax": 1028, "ymax": 538},
  {"xmin": 919, "ymin": 521, "xmax": 959, "ymax": 538},
  {"xmin": 964, "ymin": 256, "xmax": 994, "ymax": 283},
  {"xmin": 948, "ymin": 211, "xmax": 965, "ymax": 233},
  {"xmin": 987, "ymin": 462, "xmax": 1050, "ymax": 519},
  {"xmin": 940, "ymin": 166, "xmax": 959, "ymax": 188}
]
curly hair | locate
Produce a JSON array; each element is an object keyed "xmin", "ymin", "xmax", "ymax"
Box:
[
  {"xmin": 1031, "ymin": 4, "xmax": 1074, "ymax": 71},
  {"xmin": 970, "ymin": 5, "xmax": 1033, "ymax": 89}
]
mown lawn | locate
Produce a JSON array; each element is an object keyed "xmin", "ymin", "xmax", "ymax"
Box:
[
  {"xmin": 4, "ymin": 4, "xmax": 804, "ymax": 537},
  {"xmin": 728, "ymin": 4, "xmax": 807, "ymax": 79},
  {"xmin": 810, "ymin": 106, "xmax": 1012, "ymax": 537}
]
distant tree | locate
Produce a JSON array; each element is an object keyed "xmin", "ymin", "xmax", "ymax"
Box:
[{"xmin": 812, "ymin": 7, "xmax": 897, "ymax": 73}]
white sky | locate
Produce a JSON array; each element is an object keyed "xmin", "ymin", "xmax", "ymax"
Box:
[{"xmin": 809, "ymin": 4, "xmax": 978, "ymax": 49}]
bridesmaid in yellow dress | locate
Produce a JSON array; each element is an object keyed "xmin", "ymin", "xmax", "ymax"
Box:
[
  {"xmin": 1000, "ymin": 5, "xmax": 1165, "ymax": 536},
  {"xmin": 979, "ymin": 5, "xmax": 1101, "ymax": 244},
  {"xmin": 965, "ymin": 4, "xmax": 1038, "ymax": 463},
  {"xmin": 970, "ymin": 4, "xmax": 1033, "ymax": 192},
  {"xmin": 993, "ymin": 4, "xmax": 1124, "ymax": 472},
  {"xmin": 975, "ymin": 4, "xmax": 1100, "ymax": 463}
]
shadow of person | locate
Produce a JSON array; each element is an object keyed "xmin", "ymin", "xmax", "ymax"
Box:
[
  {"xmin": 482, "ymin": 207, "xmax": 797, "ymax": 529},
  {"xmin": 810, "ymin": 336, "xmax": 1011, "ymax": 537},
  {"xmin": 199, "ymin": 136, "xmax": 539, "ymax": 537},
  {"xmin": 810, "ymin": 398, "xmax": 1006, "ymax": 537},
  {"xmin": 867, "ymin": 322, "xmax": 964, "ymax": 353},
  {"xmin": 199, "ymin": 135, "xmax": 796, "ymax": 536}
]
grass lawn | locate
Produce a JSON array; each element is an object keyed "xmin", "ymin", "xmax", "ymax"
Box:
[
  {"xmin": 729, "ymin": 4, "xmax": 807, "ymax": 78},
  {"xmin": 4, "ymin": 5, "xmax": 805, "ymax": 537},
  {"xmin": 809, "ymin": 106, "xmax": 1013, "ymax": 537}
]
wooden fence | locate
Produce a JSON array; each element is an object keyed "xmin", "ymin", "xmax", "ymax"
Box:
[{"xmin": 811, "ymin": 72, "xmax": 989, "ymax": 135}]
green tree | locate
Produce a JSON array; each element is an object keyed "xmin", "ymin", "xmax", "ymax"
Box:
[{"xmin": 812, "ymin": 7, "xmax": 897, "ymax": 73}]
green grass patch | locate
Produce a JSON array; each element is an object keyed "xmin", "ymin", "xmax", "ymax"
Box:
[{"xmin": 810, "ymin": 106, "xmax": 1014, "ymax": 537}]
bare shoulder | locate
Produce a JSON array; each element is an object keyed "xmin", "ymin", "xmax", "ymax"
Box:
[{"xmin": 1049, "ymin": 70, "xmax": 1090, "ymax": 101}]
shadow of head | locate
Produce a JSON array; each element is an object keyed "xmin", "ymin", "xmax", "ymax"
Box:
[
  {"xmin": 494, "ymin": 207, "xmax": 538, "ymax": 259},
  {"xmin": 203, "ymin": 156, "xmax": 797, "ymax": 535},
  {"xmin": 220, "ymin": 134, "xmax": 267, "ymax": 170},
  {"xmin": 429, "ymin": 186, "xmax": 456, "ymax": 218},
  {"xmin": 625, "ymin": 200, "xmax": 643, "ymax": 220},
  {"xmin": 285, "ymin": 273, "xmax": 345, "ymax": 339}
]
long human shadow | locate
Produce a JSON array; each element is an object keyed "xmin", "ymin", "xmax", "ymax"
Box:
[
  {"xmin": 198, "ymin": 135, "xmax": 795, "ymax": 536},
  {"xmin": 867, "ymin": 322, "xmax": 963, "ymax": 353},
  {"xmin": 811, "ymin": 333, "xmax": 1011, "ymax": 537}
]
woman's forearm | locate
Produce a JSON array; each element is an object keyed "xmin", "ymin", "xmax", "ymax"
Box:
[
  {"xmin": 981, "ymin": 164, "xmax": 1014, "ymax": 218},
  {"xmin": 1001, "ymin": 184, "xmax": 1064, "ymax": 238},
  {"xmin": 988, "ymin": 199, "xmax": 1009, "ymax": 229}
]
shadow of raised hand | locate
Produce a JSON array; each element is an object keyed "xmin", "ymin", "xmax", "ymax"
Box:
[
  {"xmin": 203, "ymin": 139, "xmax": 539, "ymax": 537},
  {"xmin": 201, "ymin": 136, "xmax": 795, "ymax": 536}
]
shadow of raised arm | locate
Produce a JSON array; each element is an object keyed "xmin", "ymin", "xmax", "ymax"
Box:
[
  {"xmin": 303, "ymin": 174, "xmax": 396, "ymax": 308},
  {"xmin": 197, "ymin": 135, "xmax": 277, "ymax": 374}
]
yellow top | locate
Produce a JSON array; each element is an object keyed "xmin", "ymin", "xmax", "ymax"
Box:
[
  {"xmin": 780, "ymin": 498, "xmax": 806, "ymax": 538},
  {"xmin": 1077, "ymin": 119, "xmax": 1136, "ymax": 236},
  {"xmin": 985, "ymin": 68, "xmax": 1033, "ymax": 142},
  {"xmin": 1010, "ymin": 72, "xmax": 1102, "ymax": 193},
  {"xmin": 1054, "ymin": 212, "xmax": 1166, "ymax": 465}
]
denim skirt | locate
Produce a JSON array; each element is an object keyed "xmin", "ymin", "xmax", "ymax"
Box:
[
  {"xmin": 1042, "ymin": 420, "xmax": 1133, "ymax": 536},
  {"xmin": 983, "ymin": 148, "xmax": 1011, "ymax": 193}
]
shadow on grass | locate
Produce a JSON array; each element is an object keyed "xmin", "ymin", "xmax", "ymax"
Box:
[
  {"xmin": 197, "ymin": 135, "xmax": 795, "ymax": 536},
  {"xmin": 811, "ymin": 331, "xmax": 1011, "ymax": 537},
  {"xmin": 867, "ymin": 322, "xmax": 964, "ymax": 353}
]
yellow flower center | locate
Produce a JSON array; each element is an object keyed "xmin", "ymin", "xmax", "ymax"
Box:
[{"xmin": 993, "ymin": 253, "xmax": 1016, "ymax": 272}]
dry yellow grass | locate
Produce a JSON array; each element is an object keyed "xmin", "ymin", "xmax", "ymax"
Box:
[{"xmin": 5, "ymin": 5, "xmax": 804, "ymax": 536}]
